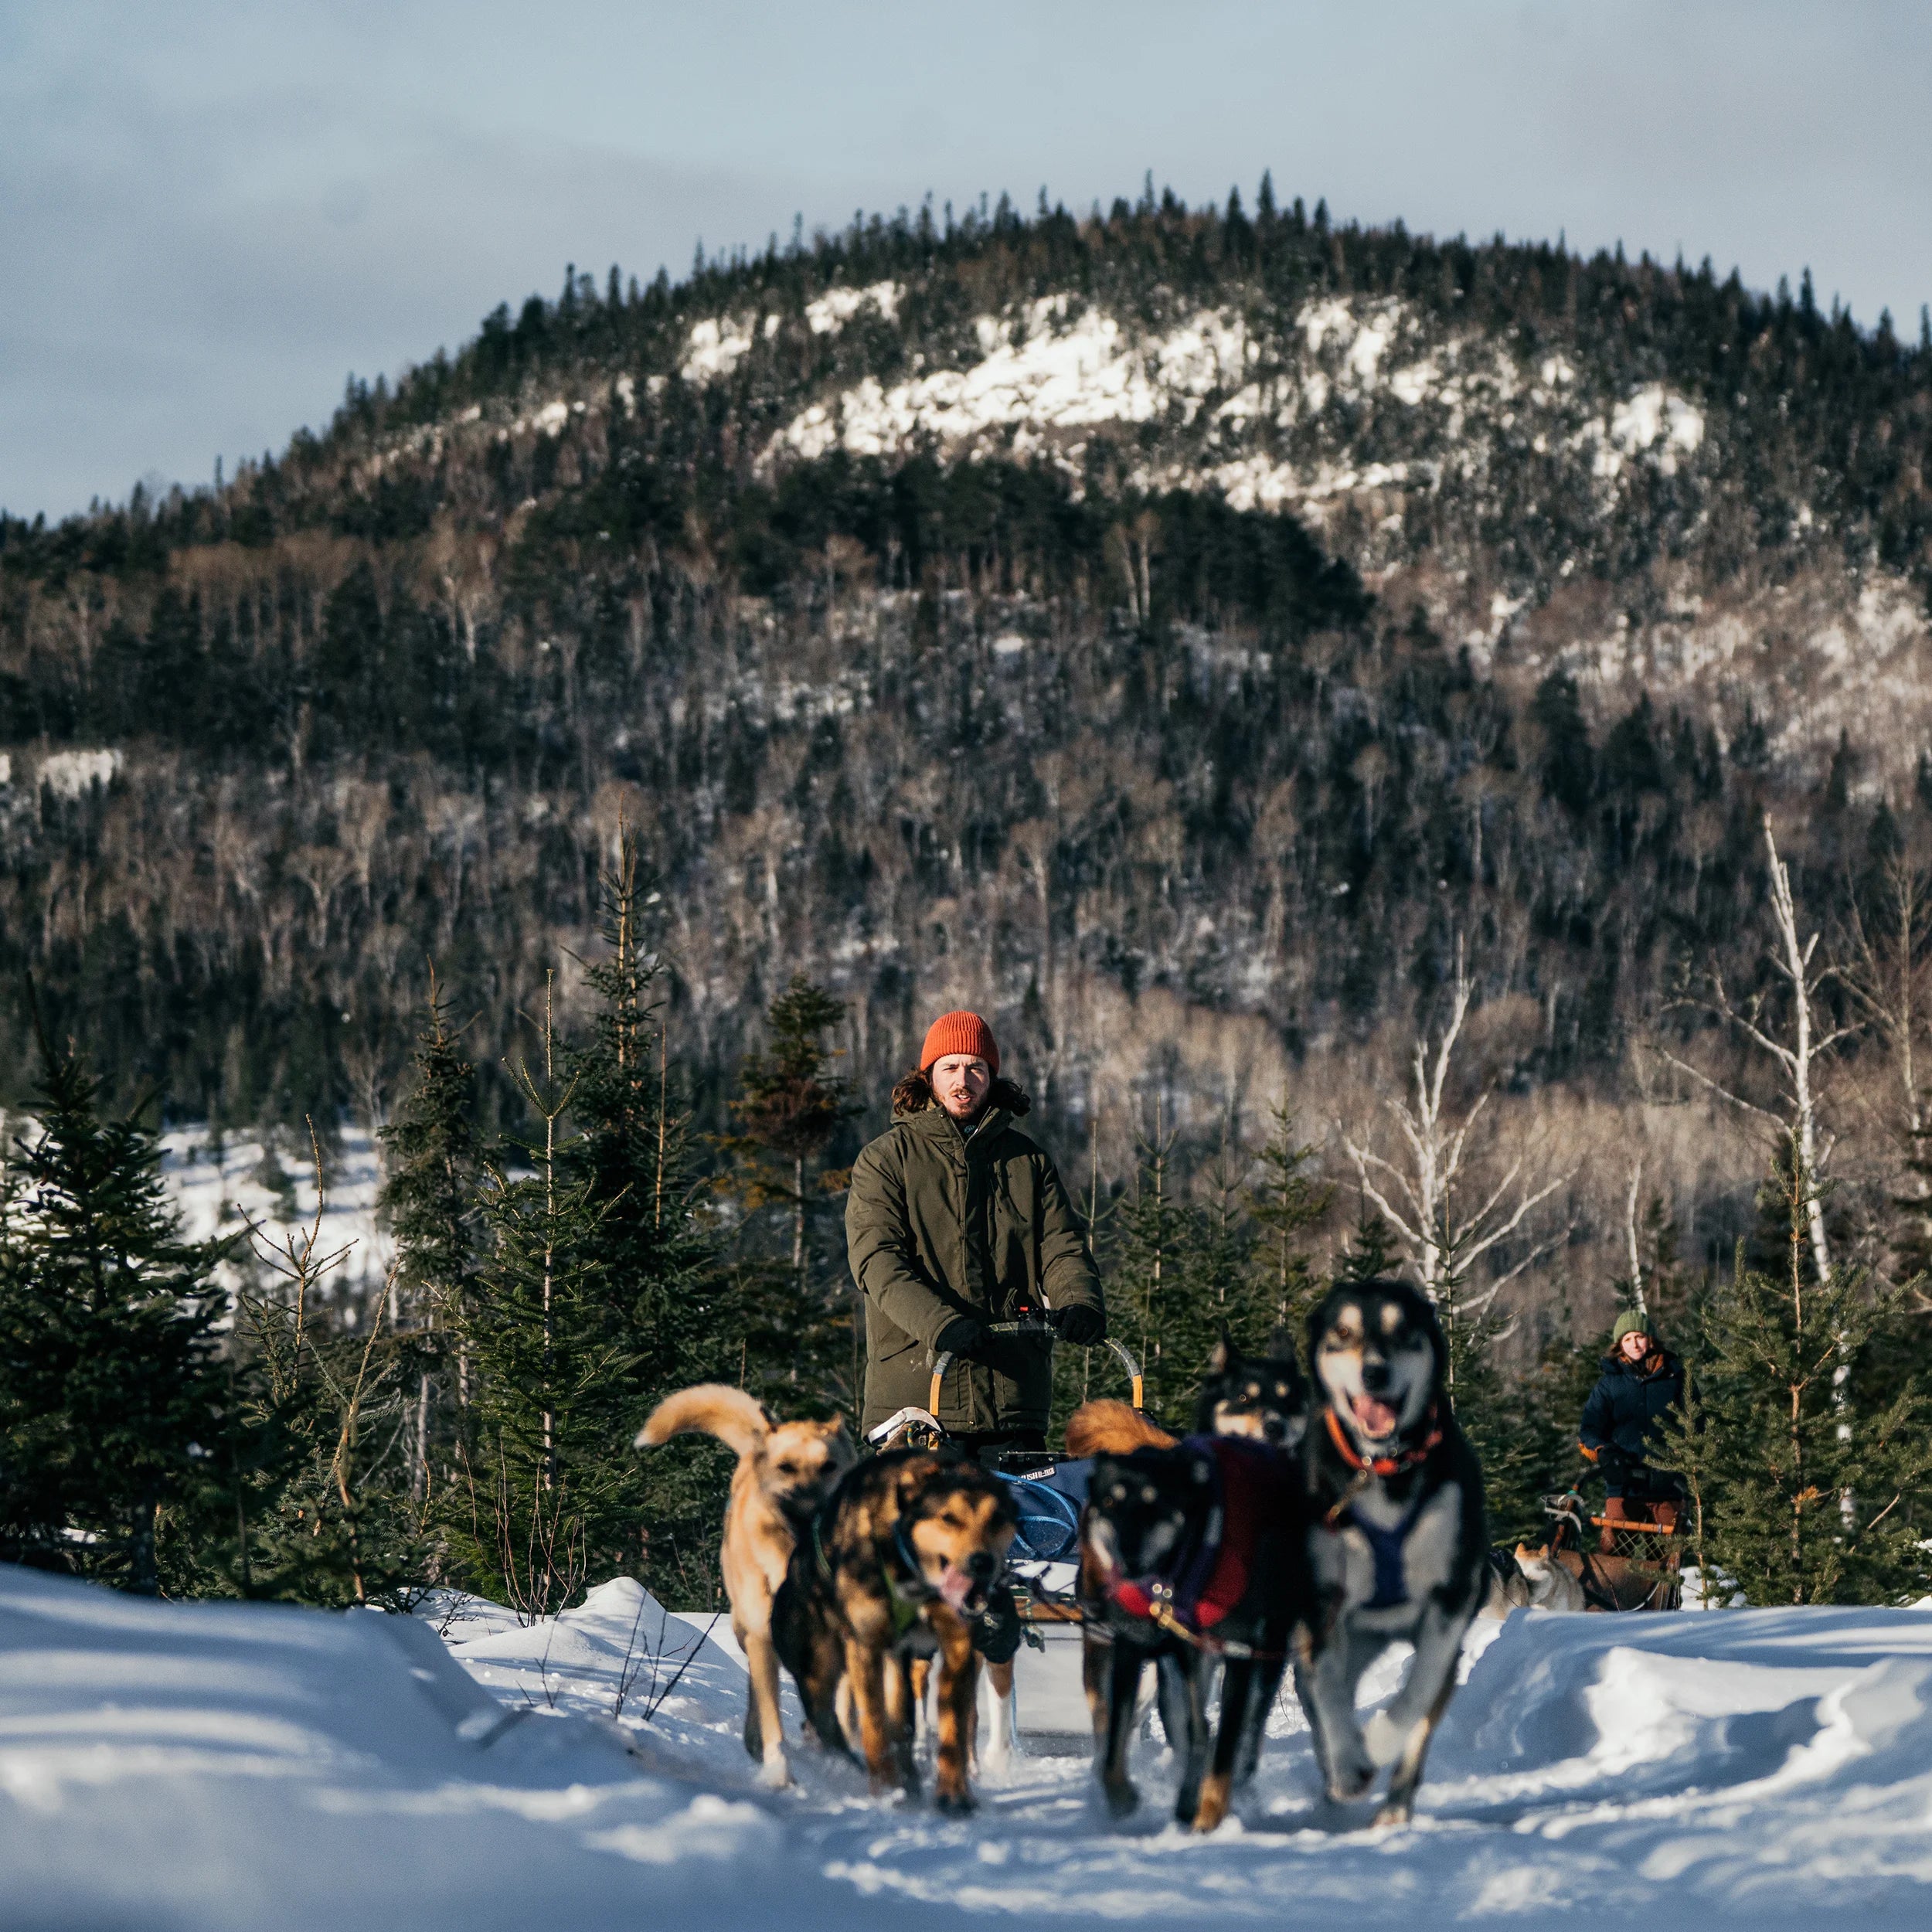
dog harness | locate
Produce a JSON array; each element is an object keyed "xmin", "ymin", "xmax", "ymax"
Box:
[
  {"xmin": 1321, "ymin": 1406, "xmax": 1444, "ymax": 1611},
  {"xmin": 1105, "ymin": 1435, "xmax": 1295, "ymax": 1641},
  {"xmin": 1339, "ymin": 1488, "xmax": 1433, "ymax": 1610}
]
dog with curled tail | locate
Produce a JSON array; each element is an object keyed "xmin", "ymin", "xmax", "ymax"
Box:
[{"xmin": 638, "ymin": 1385, "xmax": 852, "ymax": 1787}]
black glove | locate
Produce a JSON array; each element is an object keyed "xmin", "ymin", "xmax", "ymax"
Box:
[
  {"xmin": 971, "ymin": 1586, "xmax": 1022, "ymax": 1665},
  {"xmin": 1055, "ymin": 1304, "xmax": 1106, "ymax": 1346},
  {"xmin": 1594, "ymin": 1442, "xmax": 1633, "ymax": 1480},
  {"xmin": 934, "ymin": 1315, "xmax": 987, "ymax": 1360}
]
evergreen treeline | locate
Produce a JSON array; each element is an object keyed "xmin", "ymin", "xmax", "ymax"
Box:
[
  {"xmin": 8, "ymin": 952, "xmax": 1925, "ymax": 1600},
  {"xmin": 8, "ymin": 178, "xmax": 1930, "ymax": 585}
]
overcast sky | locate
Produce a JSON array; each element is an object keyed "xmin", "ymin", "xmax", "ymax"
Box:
[{"xmin": 3, "ymin": 0, "xmax": 1930, "ymax": 519}]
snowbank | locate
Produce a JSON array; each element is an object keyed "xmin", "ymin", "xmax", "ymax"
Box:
[
  {"xmin": 8, "ymin": 1561, "xmax": 1932, "ymax": 1929},
  {"xmin": 0, "ymin": 1565, "xmax": 804, "ymax": 1931}
]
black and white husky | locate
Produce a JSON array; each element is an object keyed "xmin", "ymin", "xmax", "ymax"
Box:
[{"xmin": 1294, "ymin": 1279, "xmax": 1486, "ymax": 1826}]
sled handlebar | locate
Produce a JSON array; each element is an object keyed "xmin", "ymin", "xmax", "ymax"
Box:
[{"xmin": 928, "ymin": 1318, "xmax": 1145, "ymax": 1419}]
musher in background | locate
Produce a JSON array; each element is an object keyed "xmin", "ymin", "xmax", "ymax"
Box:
[
  {"xmin": 845, "ymin": 1010, "xmax": 1106, "ymax": 1458},
  {"xmin": 1579, "ymin": 1311, "xmax": 1686, "ymax": 1531}
]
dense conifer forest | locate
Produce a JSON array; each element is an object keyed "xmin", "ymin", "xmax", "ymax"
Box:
[{"xmin": 5, "ymin": 183, "xmax": 1932, "ymax": 1606}]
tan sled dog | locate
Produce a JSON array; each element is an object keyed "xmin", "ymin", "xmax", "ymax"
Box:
[{"xmin": 638, "ymin": 1386, "xmax": 852, "ymax": 1787}]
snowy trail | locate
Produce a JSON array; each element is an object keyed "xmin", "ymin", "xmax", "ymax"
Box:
[
  {"xmin": 7, "ymin": 1563, "xmax": 1932, "ymax": 1930},
  {"xmin": 444, "ymin": 1580, "xmax": 1932, "ymax": 1928}
]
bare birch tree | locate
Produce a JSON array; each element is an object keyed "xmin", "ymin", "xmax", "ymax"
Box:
[
  {"xmin": 1342, "ymin": 937, "xmax": 1576, "ymax": 1321},
  {"xmin": 1621, "ymin": 1157, "xmax": 1648, "ymax": 1320},
  {"xmin": 1660, "ymin": 816, "xmax": 1853, "ymax": 1284}
]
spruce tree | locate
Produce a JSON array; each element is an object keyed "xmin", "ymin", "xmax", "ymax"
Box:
[
  {"xmin": 718, "ymin": 976, "xmax": 859, "ymax": 1416},
  {"xmin": 0, "ymin": 1030, "xmax": 233, "ymax": 1594},
  {"xmin": 1179, "ymin": 1132, "xmax": 1263, "ymax": 1349},
  {"xmin": 1110, "ymin": 1097, "xmax": 1199, "ymax": 1424},
  {"xmin": 379, "ymin": 971, "xmax": 481, "ymax": 1501},
  {"xmin": 1049, "ymin": 1106, "xmax": 1126, "ymax": 1436},
  {"xmin": 1655, "ymin": 1143, "xmax": 1932, "ymax": 1604},
  {"xmin": 1332, "ymin": 1200, "xmax": 1401, "ymax": 1285},
  {"xmin": 1247, "ymin": 1104, "xmax": 1335, "ymax": 1334},
  {"xmin": 454, "ymin": 978, "xmax": 630, "ymax": 1619},
  {"xmin": 565, "ymin": 828, "xmax": 727, "ymax": 1599}
]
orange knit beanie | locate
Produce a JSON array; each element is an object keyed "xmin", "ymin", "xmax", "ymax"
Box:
[{"xmin": 920, "ymin": 1011, "xmax": 999, "ymax": 1075}]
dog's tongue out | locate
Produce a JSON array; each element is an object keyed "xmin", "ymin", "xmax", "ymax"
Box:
[
  {"xmin": 1352, "ymin": 1393, "xmax": 1400, "ymax": 1437},
  {"xmin": 937, "ymin": 1566, "xmax": 975, "ymax": 1609}
]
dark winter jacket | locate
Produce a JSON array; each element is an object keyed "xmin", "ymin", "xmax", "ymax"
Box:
[
  {"xmin": 845, "ymin": 1087, "xmax": 1104, "ymax": 1435},
  {"xmin": 1579, "ymin": 1348, "xmax": 1685, "ymax": 1468}
]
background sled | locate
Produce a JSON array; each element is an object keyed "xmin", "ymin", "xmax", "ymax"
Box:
[{"xmin": 1539, "ymin": 1491, "xmax": 1684, "ymax": 1612}]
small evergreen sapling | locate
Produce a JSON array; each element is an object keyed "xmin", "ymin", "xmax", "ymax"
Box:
[
  {"xmin": 1110, "ymin": 1095, "xmax": 1196, "ymax": 1423},
  {"xmin": 1247, "ymin": 1104, "xmax": 1335, "ymax": 1335},
  {"xmin": 717, "ymin": 975, "xmax": 859, "ymax": 1416},
  {"xmin": 456, "ymin": 977, "xmax": 629, "ymax": 1621},
  {"xmin": 1331, "ymin": 1201, "xmax": 1401, "ymax": 1286},
  {"xmin": 379, "ymin": 970, "xmax": 482, "ymax": 1494},
  {"xmin": 565, "ymin": 828, "xmax": 728, "ymax": 1600}
]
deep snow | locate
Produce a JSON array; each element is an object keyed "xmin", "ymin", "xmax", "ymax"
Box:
[{"xmin": 5, "ymin": 1560, "xmax": 1932, "ymax": 1930}]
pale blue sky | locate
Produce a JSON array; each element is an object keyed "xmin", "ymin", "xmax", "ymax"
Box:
[{"xmin": 3, "ymin": 0, "xmax": 1929, "ymax": 518}]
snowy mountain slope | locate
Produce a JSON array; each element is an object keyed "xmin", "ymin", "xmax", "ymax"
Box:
[
  {"xmin": 344, "ymin": 245, "xmax": 1930, "ymax": 785},
  {"xmin": 11, "ymin": 1559, "xmax": 1932, "ymax": 1930}
]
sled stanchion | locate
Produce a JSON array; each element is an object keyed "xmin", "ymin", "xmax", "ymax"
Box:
[
  {"xmin": 1103, "ymin": 1336, "xmax": 1145, "ymax": 1413},
  {"xmin": 928, "ymin": 1350, "xmax": 954, "ymax": 1417}
]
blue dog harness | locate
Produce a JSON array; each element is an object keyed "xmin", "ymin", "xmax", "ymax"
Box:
[
  {"xmin": 1342, "ymin": 1490, "xmax": 1431, "ymax": 1610},
  {"xmin": 1321, "ymin": 1405, "xmax": 1443, "ymax": 1611}
]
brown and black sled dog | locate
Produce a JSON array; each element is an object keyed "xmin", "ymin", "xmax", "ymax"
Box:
[
  {"xmin": 774, "ymin": 1447, "xmax": 1016, "ymax": 1811},
  {"xmin": 638, "ymin": 1386, "xmax": 852, "ymax": 1787}
]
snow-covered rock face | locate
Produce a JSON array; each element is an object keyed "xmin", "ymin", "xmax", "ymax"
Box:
[
  {"xmin": 771, "ymin": 297, "xmax": 1255, "ymax": 464},
  {"xmin": 804, "ymin": 279, "xmax": 900, "ymax": 334},
  {"xmin": 760, "ymin": 291, "xmax": 1710, "ymax": 537},
  {"xmin": 35, "ymin": 747, "xmax": 121, "ymax": 798},
  {"xmin": 678, "ymin": 281, "xmax": 904, "ymax": 386},
  {"xmin": 680, "ymin": 314, "xmax": 760, "ymax": 383}
]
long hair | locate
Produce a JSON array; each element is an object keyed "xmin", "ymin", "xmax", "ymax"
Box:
[{"xmin": 890, "ymin": 1067, "xmax": 1032, "ymax": 1117}]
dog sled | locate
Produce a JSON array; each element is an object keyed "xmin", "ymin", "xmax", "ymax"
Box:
[{"xmin": 1538, "ymin": 1489, "xmax": 1683, "ymax": 1612}]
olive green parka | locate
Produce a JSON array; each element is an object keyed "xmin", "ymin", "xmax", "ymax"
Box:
[{"xmin": 845, "ymin": 1080, "xmax": 1105, "ymax": 1435}]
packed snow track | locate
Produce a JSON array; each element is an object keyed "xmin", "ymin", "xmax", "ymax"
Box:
[{"xmin": 5, "ymin": 1564, "xmax": 1932, "ymax": 1930}]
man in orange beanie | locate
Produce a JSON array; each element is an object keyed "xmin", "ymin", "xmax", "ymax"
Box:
[{"xmin": 845, "ymin": 1010, "xmax": 1105, "ymax": 1454}]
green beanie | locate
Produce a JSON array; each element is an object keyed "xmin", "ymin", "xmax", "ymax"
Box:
[{"xmin": 1611, "ymin": 1310, "xmax": 1657, "ymax": 1347}]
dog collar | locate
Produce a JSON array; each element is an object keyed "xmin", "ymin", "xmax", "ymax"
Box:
[{"xmin": 1325, "ymin": 1403, "xmax": 1442, "ymax": 1478}]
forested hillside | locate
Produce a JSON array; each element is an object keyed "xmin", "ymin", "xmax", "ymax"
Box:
[{"xmin": 5, "ymin": 179, "xmax": 1932, "ymax": 1328}]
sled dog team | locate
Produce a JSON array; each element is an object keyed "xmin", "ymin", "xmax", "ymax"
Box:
[{"xmin": 641, "ymin": 1275, "xmax": 1491, "ymax": 1830}]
